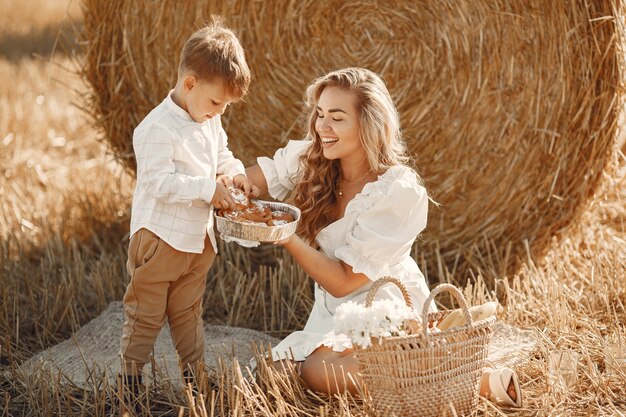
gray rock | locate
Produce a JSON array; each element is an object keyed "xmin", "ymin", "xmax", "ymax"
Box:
[{"xmin": 18, "ymin": 302, "xmax": 279, "ymax": 386}]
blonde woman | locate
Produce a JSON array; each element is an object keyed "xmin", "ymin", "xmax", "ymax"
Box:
[{"xmin": 245, "ymin": 67, "xmax": 521, "ymax": 407}]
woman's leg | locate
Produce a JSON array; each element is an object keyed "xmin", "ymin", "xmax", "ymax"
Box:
[
  {"xmin": 296, "ymin": 348, "xmax": 519, "ymax": 402},
  {"xmin": 299, "ymin": 345, "xmax": 361, "ymax": 394}
]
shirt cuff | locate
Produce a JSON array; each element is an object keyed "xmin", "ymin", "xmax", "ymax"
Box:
[
  {"xmin": 199, "ymin": 179, "xmax": 216, "ymax": 204},
  {"xmin": 223, "ymin": 166, "xmax": 246, "ymax": 179},
  {"xmin": 221, "ymin": 159, "xmax": 246, "ymax": 178}
]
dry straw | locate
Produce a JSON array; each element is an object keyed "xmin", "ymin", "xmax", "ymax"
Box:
[{"xmin": 80, "ymin": 0, "xmax": 624, "ymax": 277}]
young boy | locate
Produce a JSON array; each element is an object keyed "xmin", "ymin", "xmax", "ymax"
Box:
[{"xmin": 119, "ymin": 19, "xmax": 256, "ymax": 389}]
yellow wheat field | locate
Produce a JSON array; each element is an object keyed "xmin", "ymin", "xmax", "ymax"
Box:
[{"xmin": 1, "ymin": 1, "xmax": 625, "ymax": 416}]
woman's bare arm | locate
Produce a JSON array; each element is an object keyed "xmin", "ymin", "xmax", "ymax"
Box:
[
  {"xmin": 249, "ymin": 161, "xmax": 368, "ymax": 297},
  {"xmin": 281, "ymin": 235, "xmax": 370, "ymax": 298}
]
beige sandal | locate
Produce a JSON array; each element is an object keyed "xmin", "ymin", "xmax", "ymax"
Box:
[{"xmin": 487, "ymin": 367, "xmax": 522, "ymax": 407}]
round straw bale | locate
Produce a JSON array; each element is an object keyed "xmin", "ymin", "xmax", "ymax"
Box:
[{"xmin": 80, "ymin": 0, "xmax": 623, "ymax": 277}]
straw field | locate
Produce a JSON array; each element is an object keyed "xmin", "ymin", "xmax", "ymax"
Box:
[{"xmin": 1, "ymin": 0, "xmax": 625, "ymax": 416}]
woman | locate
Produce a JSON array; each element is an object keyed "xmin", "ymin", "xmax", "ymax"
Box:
[{"xmin": 245, "ymin": 67, "xmax": 521, "ymax": 407}]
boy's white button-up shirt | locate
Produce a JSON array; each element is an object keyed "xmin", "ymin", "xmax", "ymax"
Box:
[{"xmin": 129, "ymin": 91, "xmax": 245, "ymax": 254}]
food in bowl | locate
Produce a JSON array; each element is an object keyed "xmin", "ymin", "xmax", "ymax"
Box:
[
  {"xmin": 214, "ymin": 188, "xmax": 300, "ymax": 242},
  {"xmin": 216, "ymin": 188, "xmax": 295, "ymax": 226}
]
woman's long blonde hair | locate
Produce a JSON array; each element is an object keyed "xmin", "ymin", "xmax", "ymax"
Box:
[{"xmin": 293, "ymin": 67, "xmax": 412, "ymax": 244}]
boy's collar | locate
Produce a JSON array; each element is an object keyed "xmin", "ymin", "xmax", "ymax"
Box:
[{"xmin": 166, "ymin": 90, "xmax": 194, "ymax": 122}]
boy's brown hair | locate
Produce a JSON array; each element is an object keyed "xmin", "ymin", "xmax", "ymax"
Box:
[{"xmin": 179, "ymin": 17, "xmax": 251, "ymax": 98}]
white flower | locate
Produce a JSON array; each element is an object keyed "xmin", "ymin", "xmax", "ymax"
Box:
[{"xmin": 326, "ymin": 298, "xmax": 422, "ymax": 349}]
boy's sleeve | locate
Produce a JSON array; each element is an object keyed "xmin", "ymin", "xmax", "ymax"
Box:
[
  {"xmin": 215, "ymin": 123, "xmax": 246, "ymax": 178},
  {"xmin": 134, "ymin": 124, "xmax": 216, "ymax": 205}
]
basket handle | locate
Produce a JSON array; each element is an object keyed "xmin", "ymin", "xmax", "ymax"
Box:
[
  {"xmin": 421, "ymin": 283, "xmax": 473, "ymax": 336},
  {"xmin": 365, "ymin": 276, "xmax": 414, "ymax": 309}
]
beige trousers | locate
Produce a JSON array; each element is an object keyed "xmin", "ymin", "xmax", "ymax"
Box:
[{"xmin": 119, "ymin": 228, "xmax": 216, "ymax": 375}]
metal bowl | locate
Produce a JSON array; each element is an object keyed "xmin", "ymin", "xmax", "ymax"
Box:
[{"xmin": 214, "ymin": 201, "xmax": 301, "ymax": 242}]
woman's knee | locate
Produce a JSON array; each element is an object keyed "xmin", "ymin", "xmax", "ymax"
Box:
[
  {"xmin": 300, "ymin": 349, "xmax": 358, "ymax": 394},
  {"xmin": 300, "ymin": 354, "xmax": 330, "ymax": 392}
]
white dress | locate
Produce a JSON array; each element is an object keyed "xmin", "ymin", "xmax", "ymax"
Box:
[{"xmin": 257, "ymin": 140, "xmax": 434, "ymax": 361}]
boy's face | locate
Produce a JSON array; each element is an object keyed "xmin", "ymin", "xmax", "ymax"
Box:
[{"xmin": 183, "ymin": 76, "xmax": 237, "ymax": 123}]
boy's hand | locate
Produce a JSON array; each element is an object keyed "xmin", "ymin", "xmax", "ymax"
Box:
[
  {"xmin": 212, "ymin": 182, "xmax": 236, "ymax": 210},
  {"xmin": 233, "ymin": 174, "xmax": 260, "ymax": 198},
  {"xmin": 216, "ymin": 174, "xmax": 234, "ymax": 188}
]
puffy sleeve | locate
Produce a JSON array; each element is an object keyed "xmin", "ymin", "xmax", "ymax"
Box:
[
  {"xmin": 334, "ymin": 167, "xmax": 428, "ymax": 281},
  {"xmin": 257, "ymin": 140, "xmax": 311, "ymax": 201}
]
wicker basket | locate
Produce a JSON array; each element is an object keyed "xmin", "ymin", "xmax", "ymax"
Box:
[
  {"xmin": 214, "ymin": 201, "xmax": 301, "ymax": 242},
  {"xmin": 353, "ymin": 277, "xmax": 495, "ymax": 417}
]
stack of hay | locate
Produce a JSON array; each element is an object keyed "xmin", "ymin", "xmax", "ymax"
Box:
[{"xmin": 80, "ymin": 0, "xmax": 624, "ymax": 280}]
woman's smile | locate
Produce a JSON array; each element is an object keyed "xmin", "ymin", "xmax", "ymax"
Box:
[{"xmin": 320, "ymin": 136, "xmax": 339, "ymax": 148}]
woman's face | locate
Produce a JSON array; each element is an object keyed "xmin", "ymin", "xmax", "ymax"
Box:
[{"xmin": 315, "ymin": 86, "xmax": 365, "ymax": 162}]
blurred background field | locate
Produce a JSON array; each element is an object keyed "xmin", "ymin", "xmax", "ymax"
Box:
[{"xmin": 0, "ymin": 0, "xmax": 625, "ymax": 416}]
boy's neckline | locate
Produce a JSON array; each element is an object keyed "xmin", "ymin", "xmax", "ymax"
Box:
[{"xmin": 166, "ymin": 89, "xmax": 196, "ymax": 122}]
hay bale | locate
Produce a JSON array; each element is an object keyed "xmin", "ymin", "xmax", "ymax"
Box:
[{"xmin": 79, "ymin": 0, "xmax": 623, "ymax": 277}]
